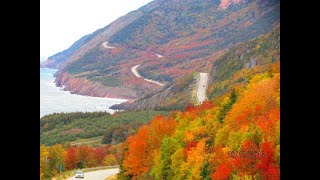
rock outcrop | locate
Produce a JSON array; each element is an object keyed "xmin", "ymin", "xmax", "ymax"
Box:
[{"xmin": 55, "ymin": 72, "xmax": 136, "ymax": 99}]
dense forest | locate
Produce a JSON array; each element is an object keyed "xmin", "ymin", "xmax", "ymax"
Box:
[
  {"xmin": 120, "ymin": 61, "xmax": 280, "ymax": 179},
  {"xmin": 40, "ymin": 0, "xmax": 280, "ymax": 179},
  {"xmin": 40, "ymin": 25, "xmax": 280, "ymax": 179},
  {"xmin": 40, "ymin": 111, "xmax": 168, "ymax": 146},
  {"xmin": 117, "ymin": 25, "xmax": 280, "ymax": 179}
]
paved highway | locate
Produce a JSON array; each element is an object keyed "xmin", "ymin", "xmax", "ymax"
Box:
[
  {"xmin": 67, "ymin": 168, "xmax": 119, "ymax": 180},
  {"xmin": 131, "ymin": 65, "xmax": 164, "ymax": 86},
  {"xmin": 197, "ymin": 73, "xmax": 208, "ymax": 104}
]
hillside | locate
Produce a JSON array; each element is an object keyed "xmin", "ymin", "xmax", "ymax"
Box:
[
  {"xmin": 40, "ymin": 111, "xmax": 168, "ymax": 146},
  {"xmin": 113, "ymin": 25, "xmax": 279, "ymax": 111},
  {"xmin": 208, "ymin": 25, "xmax": 280, "ymax": 99},
  {"xmin": 120, "ymin": 60, "xmax": 280, "ymax": 179},
  {"xmin": 40, "ymin": 1, "xmax": 280, "ymax": 179},
  {"xmin": 116, "ymin": 24, "xmax": 280, "ymax": 179},
  {"xmin": 42, "ymin": 0, "xmax": 280, "ymax": 100},
  {"xmin": 110, "ymin": 73, "xmax": 198, "ymax": 111},
  {"xmin": 41, "ymin": 28, "xmax": 103, "ymax": 69}
]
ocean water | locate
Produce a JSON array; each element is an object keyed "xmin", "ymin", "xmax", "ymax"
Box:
[{"xmin": 40, "ymin": 68, "xmax": 127, "ymax": 117}]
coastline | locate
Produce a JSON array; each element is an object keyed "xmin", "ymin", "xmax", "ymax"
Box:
[
  {"xmin": 40, "ymin": 68, "xmax": 128, "ymax": 117},
  {"xmin": 55, "ymin": 72, "xmax": 137, "ymax": 100}
]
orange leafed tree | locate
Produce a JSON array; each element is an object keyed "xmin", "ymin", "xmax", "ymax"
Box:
[
  {"xmin": 122, "ymin": 115, "xmax": 177, "ymax": 177},
  {"xmin": 123, "ymin": 126, "xmax": 150, "ymax": 176}
]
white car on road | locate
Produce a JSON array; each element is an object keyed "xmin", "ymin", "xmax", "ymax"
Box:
[{"xmin": 75, "ymin": 170, "xmax": 84, "ymax": 178}]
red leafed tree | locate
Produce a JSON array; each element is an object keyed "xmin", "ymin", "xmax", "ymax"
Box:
[
  {"xmin": 75, "ymin": 145, "xmax": 94, "ymax": 168},
  {"xmin": 197, "ymin": 101, "xmax": 215, "ymax": 111},
  {"xmin": 185, "ymin": 101, "xmax": 214, "ymax": 114},
  {"xmin": 256, "ymin": 141, "xmax": 280, "ymax": 180},
  {"xmin": 264, "ymin": 164, "xmax": 280, "ymax": 180},
  {"xmin": 183, "ymin": 140, "xmax": 197, "ymax": 157},
  {"xmin": 183, "ymin": 101, "xmax": 214, "ymax": 121},
  {"xmin": 231, "ymin": 141, "xmax": 259, "ymax": 176},
  {"xmin": 210, "ymin": 146, "xmax": 232, "ymax": 180},
  {"xmin": 92, "ymin": 145, "xmax": 110, "ymax": 166},
  {"xmin": 65, "ymin": 147, "xmax": 78, "ymax": 170},
  {"xmin": 212, "ymin": 162, "xmax": 233, "ymax": 180},
  {"xmin": 257, "ymin": 108, "xmax": 280, "ymax": 137}
]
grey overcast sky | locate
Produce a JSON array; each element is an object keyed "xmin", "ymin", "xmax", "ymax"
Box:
[{"xmin": 40, "ymin": 0, "xmax": 154, "ymax": 59}]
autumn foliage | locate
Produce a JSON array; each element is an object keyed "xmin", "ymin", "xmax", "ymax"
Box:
[
  {"xmin": 122, "ymin": 115, "xmax": 177, "ymax": 177},
  {"xmin": 120, "ymin": 61, "xmax": 280, "ymax": 179},
  {"xmin": 40, "ymin": 144, "xmax": 122, "ymax": 180}
]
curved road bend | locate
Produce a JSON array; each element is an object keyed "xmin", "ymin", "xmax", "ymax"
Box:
[
  {"xmin": 131, "ymin": 65, "xmax": 164, "ymax": 86},
  {"xmin": 102, "ymin": 42, "xmax": 164, "ymax": 86},
  {"xmin": 102, "ymin": 41, "xmax": 115, "ymax": 49},
  {"xmin": 67, "ymin": 168, "xmax": 119, "ymax": 180},
  {"xmin": 197, "ymin": 73, "xmax": 208, "ymax": 104}
]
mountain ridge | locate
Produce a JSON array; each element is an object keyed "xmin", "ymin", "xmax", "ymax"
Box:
[{"xmin": 42, "ymin": 0, "xmax": 279, "ymax": 103}]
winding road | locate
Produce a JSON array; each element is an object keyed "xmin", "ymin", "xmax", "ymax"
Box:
[
  {"xmin": 197, "ymin": 73, "xmax": 208, "ymax": 104},
  {"xmin": 131, "ymin": 65, "xmax": 164, "ymax": 86},
  {"xmin": 67, "ymin": 168, "xmax": 119, "ymax": 180},
  {"xmin": 102, "ymin": 42, "xmax": 206, "ymax": 103},
  {"xmin": 101, "ymin": 42, "xmax": 165, "ymax": 86}
]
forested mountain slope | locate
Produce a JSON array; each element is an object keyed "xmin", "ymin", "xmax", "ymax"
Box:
[
  {"xmin": 120, "ymin": 59, "xmax": 280, "ymax": 180},
  {"xmin": 40, "ymin": 1, "xmax": 280, "ymax": 179},
  {"xmin": 42, "ymin": 0, "xmax": 280, "ymax": 100},
  {"xmin": 113, "ymin": 25, "xmax": 279, "ymax": 111}
]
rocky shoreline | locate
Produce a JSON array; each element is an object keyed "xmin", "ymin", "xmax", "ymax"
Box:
[{"xmin": 54, "ymin": 72, "xmax": 137, "ymax": 100}]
